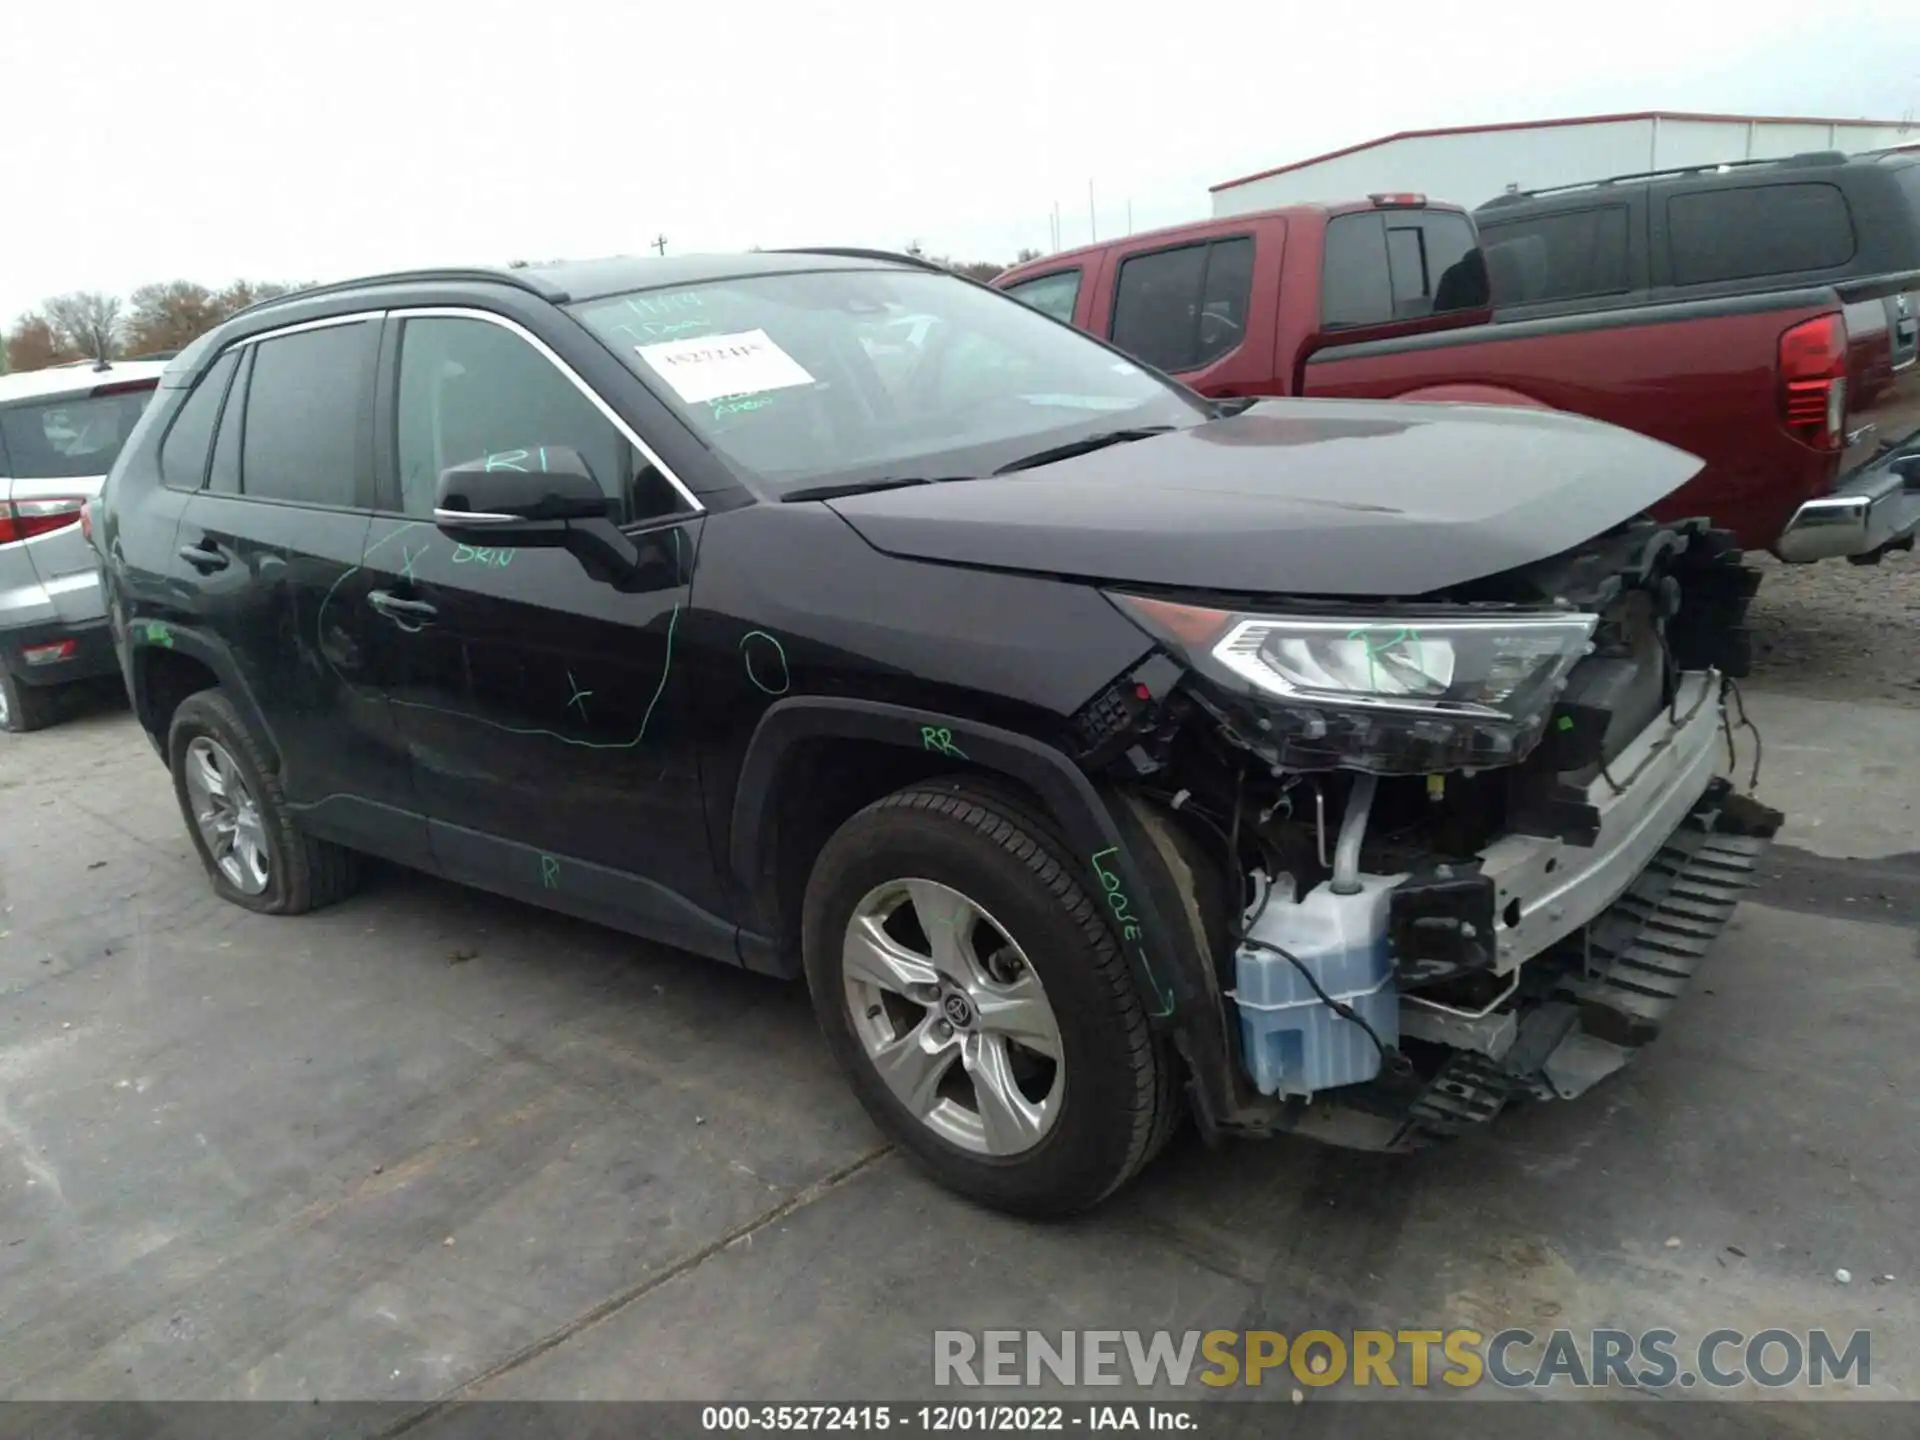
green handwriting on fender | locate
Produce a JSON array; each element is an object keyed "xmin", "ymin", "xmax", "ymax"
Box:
[
  {"xmin": 921, "ymin": 726, "xmax": 967, "ymax": 759},
  {"xmin": 140, "ymin": 620, "xmax": 174, "ymax": 648},
  {"xmin": 1089, "ymin": 847, "xmax": 1143, "ymax": 943},
  {"xmin": 452, "ymin": 544, "xmax": 515, "ymax": 568}
]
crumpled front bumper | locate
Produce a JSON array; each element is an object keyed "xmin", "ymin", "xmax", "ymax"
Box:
[{"xmin": 1285, "ymin": 670, "xmax": 1780, "ymax": 1152}]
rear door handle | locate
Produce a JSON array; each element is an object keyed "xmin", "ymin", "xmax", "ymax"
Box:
[
  {"xmin": 177, "ymin": 542, "xmax": 228, "ymax": 573},
  {"xmin": 368, "ymin": 589, "xmax": 438, "ymax": 623}
]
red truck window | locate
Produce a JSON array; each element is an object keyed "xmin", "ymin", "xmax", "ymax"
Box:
[
  {"xmin": 1110, "ymin": 237, "xmax": 1254, "ymax": 374},
  {"xmin": 1478, "ymin": 206, "xmax": 1631, "ymax": 304},
  {"xmin": 1002, "ymin": 269, "xmax": 1082, "ymax": 324},
  {"xmin": 1323, "ymin": 210, "xmax": 1488, "ymax": 329}
]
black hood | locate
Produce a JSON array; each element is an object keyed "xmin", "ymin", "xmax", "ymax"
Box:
[{"xmin": 825, "ymin": 399, "xmax": 1706, "ymax": 597}]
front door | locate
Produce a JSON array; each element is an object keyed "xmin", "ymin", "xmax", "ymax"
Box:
[
  {"xmin": 171, "ymin": 314, "xmax": 431, "ymax": 870},
  {"xmin": 366, "ymin": 309, "xmax": 727, "ymax": 956}
]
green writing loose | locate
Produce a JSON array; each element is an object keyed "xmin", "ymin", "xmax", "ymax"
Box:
[
  {"xmin": 920, "ymin": 726, "xmax": 967, "ymax": 759},
  {"xmin": 451, "ymin": 544, "xmax": 515, "ymax": 568},
  {"xmin": 141, "ymin": 621, "xmax": 174, "ymax": 648}
]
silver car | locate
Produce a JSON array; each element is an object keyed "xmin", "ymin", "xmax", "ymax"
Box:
[{"xmin": 0, "ymin": 359, "xmax": 165, "ymax": 731}]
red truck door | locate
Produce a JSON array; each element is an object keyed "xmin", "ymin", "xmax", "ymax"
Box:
[{"xmin": 1075, "ymin": 217, "xmax": 1288, "ymax": 397}]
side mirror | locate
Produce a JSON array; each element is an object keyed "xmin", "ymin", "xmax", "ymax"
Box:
[
  {"xmin": 433, "ymin": 446, "xmax": 610, "ymax": 545},
  {"xmin": 432, "ymin": 446, "xmax": 659, "ymax": 587}
]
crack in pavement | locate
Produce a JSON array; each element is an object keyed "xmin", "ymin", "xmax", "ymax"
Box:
[{"xmin": 372, "ymin": 1144, "xmax": 896, "ymax": 1432}]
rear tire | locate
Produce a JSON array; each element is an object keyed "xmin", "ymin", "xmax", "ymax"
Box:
[
  {"xmin": 0, "ymin": 669, "xmax": 60, "ymax": 734},
  {"xmin": 167, "ymin": 689, "xmax": 361, "ymax": 915},
  {"xmin": 802, "ymin": 782, "xmax": 1176, "ymax": 1217}
]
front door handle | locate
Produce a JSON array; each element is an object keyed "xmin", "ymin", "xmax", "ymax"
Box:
[
  {"xmin": 177, "ymin": 541, "xmax": 228, "ymax": 573},
  {"xmin": 368, "ymin": 589, "xmax": 438, "ymax": 624}
]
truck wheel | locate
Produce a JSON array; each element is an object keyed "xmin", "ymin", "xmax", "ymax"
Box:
[
  {"xmin": 802, "ymin": 783, "xmax": 1175, "ymax": 1217},
  {"xmin": 167, "ymin": 689, "xmax": 361, "ymax": 915},
  {"xmin": 0, "ymin": 669, "xmax": 59, "ymax": 734}
]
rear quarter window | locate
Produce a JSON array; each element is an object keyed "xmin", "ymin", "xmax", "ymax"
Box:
[
  {"xmin": 0, "ymin": 387, "xmax": 155, "ymax": 480},
  {"xmin": 1666, "ymin": 182, "xmax": 1855, "ymax": 284}
]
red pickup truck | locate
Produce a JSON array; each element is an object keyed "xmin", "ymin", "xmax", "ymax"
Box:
[{"xmin": 993, "ymin": 149, "xmax": 1920, "ymax": 564}]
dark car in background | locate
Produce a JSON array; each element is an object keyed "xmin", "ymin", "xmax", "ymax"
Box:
[{"xmin": 93, "ymin": 250, "xmax": 1775, "ymax": 1215}]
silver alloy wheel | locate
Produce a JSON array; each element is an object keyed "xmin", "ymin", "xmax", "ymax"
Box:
[
  {"xmin": 843, "ymin": 878, "xmax": 1065, "ymax": 1156},
  {"xmin": 183, "ymin": 736, "xmax": 271, "ymax": 895}
]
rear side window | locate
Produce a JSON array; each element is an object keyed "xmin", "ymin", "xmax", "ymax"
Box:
[
  {"xmin": 1003, "ymin": 270, "xmax": 1082, "ymax": 324},
  {"xmin": 0, "ymin": 386, "xmax": 155, "ymax": 480},
  {"xmin": 1478, "ymin": 206, "xmax": 1630, "ymax": 304},
  {"xmin": 1322, "ymin": 213, "xmax": 1393, "ymax": 327},
  {"xmin": 1667, "ymin": 183, "xmax": 1855, "ymax": 284},
  {"xmin": 238, "ymin": 322, "xmax": 370, "ymax": 506},
  {"xmin": 160, "ymin": 350, "xmax": 240, "ymax": 490},
  {"xmin": 1110, "ymin": 237, "xmax": 1254, "ymax": 372}
]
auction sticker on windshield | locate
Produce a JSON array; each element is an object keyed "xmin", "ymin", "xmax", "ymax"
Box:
[{"xmin": 636, "ymin": 328, "xmax": 815, "ymax": 405}]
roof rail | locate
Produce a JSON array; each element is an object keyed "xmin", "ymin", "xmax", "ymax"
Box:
[
  {"xmin": 772, "ymin": 246, "xmax": 949, "ymax": 273},
  {"xmin": 223, "ymin": 266, "xmax": 569, "ymax": 323},
  {"xmin": 1479, "ymin": 149, "xmax": 1856, "ymax": 207}
]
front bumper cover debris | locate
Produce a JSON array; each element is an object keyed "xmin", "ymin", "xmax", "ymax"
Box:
[{"xmin": 1281, "ymin": 776, "xmax": 1777, "ymax": 1152}]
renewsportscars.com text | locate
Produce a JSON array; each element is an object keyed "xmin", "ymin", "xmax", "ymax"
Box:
[{"xmin": 932, "ymin": 1328, "xmax": 1872, "ymax": 1392}]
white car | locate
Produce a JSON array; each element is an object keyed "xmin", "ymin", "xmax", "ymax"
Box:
[{"xmin": 0, "ymin": 359, "xmax": 166, "ymax": 731}]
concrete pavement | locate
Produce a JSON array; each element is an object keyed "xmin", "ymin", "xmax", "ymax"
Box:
[{"xmin": 1, "ymin": 682, "xmax": 1914, "ymax": 1429}]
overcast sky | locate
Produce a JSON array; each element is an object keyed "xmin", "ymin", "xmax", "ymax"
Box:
[{"xmin": 6, "ymin": 0, "xmax": 1916, "ymax": 326}]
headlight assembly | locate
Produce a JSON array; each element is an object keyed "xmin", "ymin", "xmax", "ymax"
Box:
[{"xmin": 1108, "ymin": 594, "xmax": 1599, "ymax": 774}]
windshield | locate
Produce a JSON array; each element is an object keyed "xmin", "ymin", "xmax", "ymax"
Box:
[{"xmin": 569, "ymin": 267, "xmax": 1208, "ymax": 495}]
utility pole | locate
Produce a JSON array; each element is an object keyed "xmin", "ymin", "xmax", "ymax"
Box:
[
  {"xmin": 652, "ymin": 234, "xmax": 669, "ymax": 256},
  {"xmin": 1088, "ymin": 180, "xmax": 1097, "ymax": 242}
]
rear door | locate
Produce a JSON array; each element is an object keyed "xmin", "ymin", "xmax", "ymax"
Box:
[
  {"xmin": 1, "ymin": 378, "xmax": 156, "ymax": 627},
  {"xmin": 172, "ymin": 314, "xmax": 431, "ymax": 867}
]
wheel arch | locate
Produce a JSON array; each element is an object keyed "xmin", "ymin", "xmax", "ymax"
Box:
[
  {"xmin": 728, "ymin": 696, "xmax": 1246, "ymax": 1138},
  {"xmin": 128, "ymin": 623, "xmax": 280, "ymax": 771}
]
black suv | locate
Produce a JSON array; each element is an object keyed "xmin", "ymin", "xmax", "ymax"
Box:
[{"xmin": 94, "ymin": 250, "xmax": 1779, "ymax": 1215}]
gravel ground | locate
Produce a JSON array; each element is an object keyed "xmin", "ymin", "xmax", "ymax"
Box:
[{"xmin": 1745, "ymin": 548, "xmax": 1920, "ymax": 707}]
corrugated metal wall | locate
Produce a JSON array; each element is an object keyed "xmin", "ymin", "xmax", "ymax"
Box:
[{"xmin": 1211, "ymin": 117, "xmax": 1920, "ymax": 216}]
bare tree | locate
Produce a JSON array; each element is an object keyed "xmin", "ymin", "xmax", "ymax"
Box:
[
  {"xmin": 1015, "ymin": 247, "xmax": 1042, "ymax": 263},
  {"xmin": 43, "ymin": 292, "xmax": 123, "ymax": 362},
  {"xmin": 211, "ymin": 279, "xmax": 304, "ymax": 318},
  {"xmin": 5, "ymin": 313, "xmax": 80, "ymax": 373},
  {"xmin": 124, "ymin": 280, "xmax": 222, "ymax": 356}
]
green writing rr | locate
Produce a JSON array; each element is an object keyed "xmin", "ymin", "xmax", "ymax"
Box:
[
  {"xmin": 540, "ymin": 855, "xmax": 560, "ymax": 888},
  {"xmin": 920, "ymin": 726, "xmax": 967, "ymax": 759}
]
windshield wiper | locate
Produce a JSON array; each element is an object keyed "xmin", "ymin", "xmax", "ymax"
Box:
[
  {"xmin": 781, "ymin": 476, "xmax": 960, "ymax": 503},
  {"xmin": 992, "ymin": 426, "xmax": 1177, "ymax": 475}
]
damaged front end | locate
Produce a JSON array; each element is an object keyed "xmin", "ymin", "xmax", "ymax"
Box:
[{"xmin": 1077, "ymin": 516, "xmax": 1784, "ymax": 1150}]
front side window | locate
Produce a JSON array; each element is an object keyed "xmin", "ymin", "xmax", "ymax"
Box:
[
  {"xmin": 569, "ymin": 268, "xmax": 1205, "ymax": 498},
  {"xmin": 238, "ymin": 322, "xmax": 369, "ymax": 506},
  {"xmin": 1003, "ymin": 269, "xmax": 1082, "ymax": 324},
  {"xmin": 392, "ymin": 317, "xmax": 684, "ymax": 521},
  {"xmin": 0, "ymin": 385, "xmax": 156, "ymax": 480}
]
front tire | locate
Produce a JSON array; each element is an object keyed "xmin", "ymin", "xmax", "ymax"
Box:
[
  {"xmin": 167, "ymin": 689, "xmax": 361, "ymax": 915},
  {"xmin": 802, "ymin": 783, "xmax": 1176, "ymax": 1217}
]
